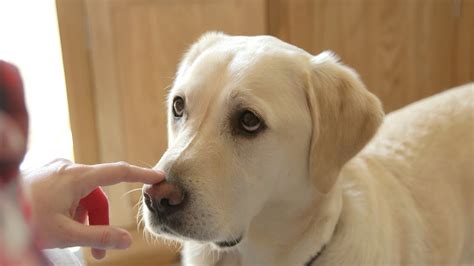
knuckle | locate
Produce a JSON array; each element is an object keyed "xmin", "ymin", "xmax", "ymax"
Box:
[
  {"xmin": 115, "ymin": 161, "xmax": 130, "ymax": 169},
  {"xmin": 44, "ymin": 158, "xmax": 73, "ymax": 174},
  {"xmin": 53, "ymin": 160, "xmax": 73, "ymax": 176},
  {"xmin": 115, "ymin": 161, "xmax": 131, "ymax": 176},
  {"xmin": 99, "ymin": 229, "xmax": 112, "ymax": 247},
  {"xmin": 49, "ymin": 158, "xmax": 72, "ymax": 167}
]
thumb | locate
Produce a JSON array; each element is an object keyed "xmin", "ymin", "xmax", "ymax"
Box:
[{"xmin": 67, "ymin": 221, "xmax": 132, "ymax": 250}]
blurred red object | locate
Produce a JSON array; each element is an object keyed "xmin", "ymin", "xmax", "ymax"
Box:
[
  {"xmin": 0, "ymin": 60, "xmax": 28, "ymax": 185},
  {"xmin": 79, "ymin": 186, "xmax": 110, "ymax": 226},
  {"xmin": 0, "ymin": 60, "xmax": 48, "ymax": 265}
]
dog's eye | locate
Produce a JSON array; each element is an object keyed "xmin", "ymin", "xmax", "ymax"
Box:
[
  {"xmin": 173, "ymin": 96, "xmax": 185, "ymax": 117},
  {"xmin": 240, "ymin": 111, "xmax": 262, "ymax": 133}
]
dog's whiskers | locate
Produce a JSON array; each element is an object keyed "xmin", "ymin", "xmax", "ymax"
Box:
[
  {"xmin": 133, "ymin": 199, "xmax": 143, "ymax": 209},
  {"xmin": 136, "ymin": 159, "xmax": 155, "ymax": 169},
  {"xmin": 121, "ymin": 188, "xmax": 143, "ymax": 199}
]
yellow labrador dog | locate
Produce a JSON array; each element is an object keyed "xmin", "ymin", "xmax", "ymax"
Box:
[{"xmin": 142, "ymin": 32, "xmax": 474, "ymax": 265}]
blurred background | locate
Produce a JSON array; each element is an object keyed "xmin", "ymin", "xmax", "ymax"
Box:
[{"xmin": 1, "ymin": 0, "xmax": 472, "ymax": 265}]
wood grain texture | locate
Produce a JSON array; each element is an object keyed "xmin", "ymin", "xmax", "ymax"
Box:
[
  {"xmin": 56, "ymin": 0, "xmax": 100, "ymax": 164},
  {"xmin": 268, "ymin": 0, "xmax": 473, "ymax": 112},
  {"xmin": 85, "ymin": 0, "xmax": 136, "ymax": 228}
]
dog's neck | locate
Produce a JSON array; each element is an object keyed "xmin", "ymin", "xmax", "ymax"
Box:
[
  {"xmin": 182, "ymin": 180, "xmax": 343, "ymax": 266},
  {"xmin": 183, "ymin": 157, "xmax": 431, "ymax": 266},
  {"xmin": 234, "ymin": 181, "xmax": 343, "ymax": 265}
]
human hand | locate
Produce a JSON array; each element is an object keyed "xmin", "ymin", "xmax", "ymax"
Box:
[{"xmin": 23, "ymin": 159, "xmax": 165, "ymax": 260}]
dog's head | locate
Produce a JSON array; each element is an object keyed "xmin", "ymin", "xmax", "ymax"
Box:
[{"xmin": 142, "ymin": 32, "xmax": 383, "ymax": 249}]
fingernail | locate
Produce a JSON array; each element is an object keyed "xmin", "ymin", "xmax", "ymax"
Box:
[
  {"xmin": 154, "ymin": 169, "xmax": 166, "ymax": 177},
  {"xmin": 117, "ymin": 234, "xmax": 132, "ymax": 249}
]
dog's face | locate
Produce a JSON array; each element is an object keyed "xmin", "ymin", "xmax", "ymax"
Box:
[{"xmin": 142, "ymin": 33, "xmax": 383, "ymax": 249}]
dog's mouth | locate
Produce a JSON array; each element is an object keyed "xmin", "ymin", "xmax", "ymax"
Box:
[
  {"xmin": 214, "ymin": 235, "xmax": 243, "ymax": 248},
  {"xmin": 163, "ymin": 226, "xmax": 243, "ymax": 248},
  {"xmin": 156, "ymin": 223, "xmax": 243, "ymax": 248},
  {"xmin": 160, "ymin": 225, "xmax": 175, "ymax": 235},
  {"xmin": 144, "ymin": 198, "xmax": 244, "ymax": 247}
]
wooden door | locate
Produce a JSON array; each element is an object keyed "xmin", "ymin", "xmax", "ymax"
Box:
[{"xmin": 269, "ymin": 0, "xmax": 473, "ymax": 112}]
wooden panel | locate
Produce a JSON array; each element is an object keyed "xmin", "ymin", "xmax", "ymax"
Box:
[
  {"xmin": 269, "ymin": 0, "xmax": 473, "ymax": 112},
  {"xmin": 85, "ymin": 0, "xmax": 135, "ymax": 228},
  {"xmin": 56, "ymin": 0, "xmax": 100, "ymax": 164}
]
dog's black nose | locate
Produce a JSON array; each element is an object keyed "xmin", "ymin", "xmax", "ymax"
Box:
[{"xmin": 143, "ymin": 182, "xmax": 185, "ymax": 215}]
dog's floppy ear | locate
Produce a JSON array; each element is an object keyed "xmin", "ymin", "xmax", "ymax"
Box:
[{"xmin": 305, "ymin": 51, "xmax": 384, "ymax": 193}]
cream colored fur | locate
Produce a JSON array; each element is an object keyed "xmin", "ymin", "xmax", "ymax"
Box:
[{"xmin": 142, "ymin": 32, "xmax": 474, "ymax": 265}]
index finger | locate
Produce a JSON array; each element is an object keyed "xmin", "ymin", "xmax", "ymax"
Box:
[{"xmin": 77, "ymin": 162, "xmax": 165, "ymax": 197}]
